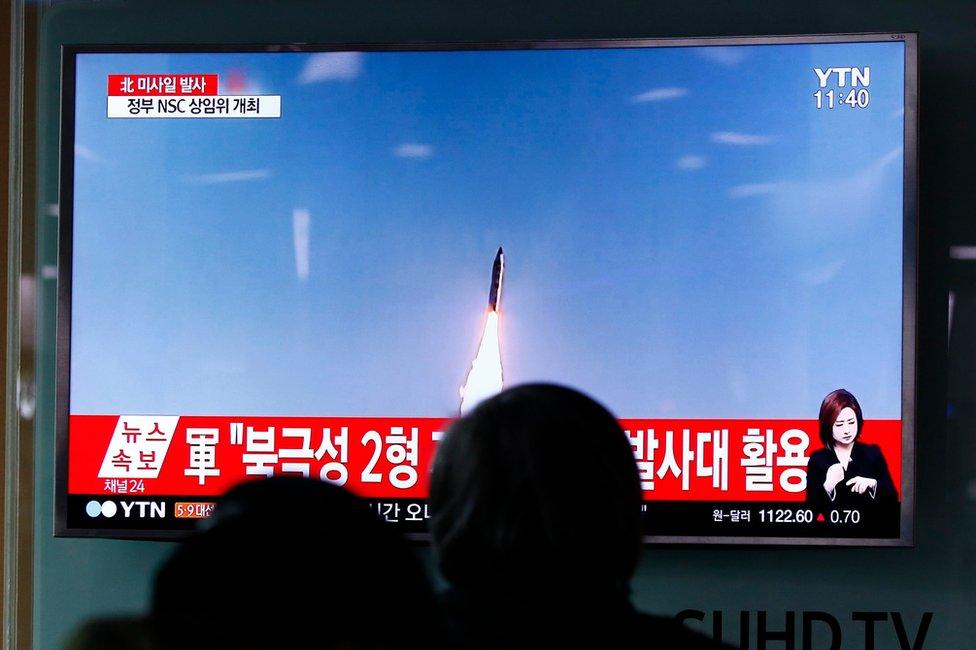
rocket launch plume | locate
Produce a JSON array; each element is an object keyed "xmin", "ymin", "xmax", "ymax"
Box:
[
  {"xmin": 459, "ymin": 248, "xmax": 505, "ymax": 415},
  {"xmin": 459, "ymin": 311, "xmax": 504, "ymax": 415}
]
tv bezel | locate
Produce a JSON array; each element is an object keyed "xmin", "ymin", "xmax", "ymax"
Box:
[{"xmin": 55, "ymin": 33, "xmax": 919, "ymax": 544}]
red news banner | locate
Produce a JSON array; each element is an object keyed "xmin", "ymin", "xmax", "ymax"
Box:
[
  {"xmin": 107, "ymin": 74, "xmax": 218, "ymax": 96},
  {"xmin": 105, "ymin": 73, "xmax": 280, "ymax": 119},
  {"xmin": 68, "ymin": 416, "xmax": 902, "ymax": 502}
]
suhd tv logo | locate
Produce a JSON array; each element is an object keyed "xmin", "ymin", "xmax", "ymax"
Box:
[{"xmin": 85, "ymin": 500, "xmax": 166, "ymax": 519}]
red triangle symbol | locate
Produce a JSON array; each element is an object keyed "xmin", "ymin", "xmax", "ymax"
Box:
[{"xmin": 816, "ymin": 513, "xmax": 825, "ymax": 522}]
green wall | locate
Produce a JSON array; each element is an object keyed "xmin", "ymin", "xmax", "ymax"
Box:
[{"xmin": 32, "ymin": 1, "xmax": 973, "ymax": 648}]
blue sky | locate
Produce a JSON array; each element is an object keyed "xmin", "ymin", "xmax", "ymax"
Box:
[{"xmin": 69, "ymin": 41, "xmax": 906, "ymax": 419}]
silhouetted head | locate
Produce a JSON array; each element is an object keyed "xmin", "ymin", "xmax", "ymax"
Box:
[
  {"xmin": 152, "ymin": 477, "xmax": 434, "ymax": 650},
  {"xmin": 818, "ymin": 388, "xmax": 864, "ymax": 449},
  {"xmin": 429, "ymin": 383, "xmax": 642, "ymax": 596}
]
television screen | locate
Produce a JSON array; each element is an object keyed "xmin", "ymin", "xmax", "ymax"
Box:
[{"xmin": 57, "ymin": 34, "xmax": 916, "ymax": 543}]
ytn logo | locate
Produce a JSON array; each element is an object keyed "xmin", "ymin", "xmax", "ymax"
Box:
[
  {"xmin": 814, "ymin": 67, "xmax": 871, "ymax": 88},
  {"xmin": 86, "ymin": 500, "xmax": 166, "ymax": 518}
]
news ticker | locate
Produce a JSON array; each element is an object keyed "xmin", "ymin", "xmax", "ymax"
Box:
[{"xmin": 65, "ymin": 495, "xmax": 901, "ymax": 539}]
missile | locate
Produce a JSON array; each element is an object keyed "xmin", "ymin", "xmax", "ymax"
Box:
[{"xmin": 487, "ymin": 247, "xmax": 505, "ymax": 312}]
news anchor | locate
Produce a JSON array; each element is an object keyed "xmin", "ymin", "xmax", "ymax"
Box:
[{"xmin": 806, "ymin": 389, "xmax": 897, "ymax": 513}]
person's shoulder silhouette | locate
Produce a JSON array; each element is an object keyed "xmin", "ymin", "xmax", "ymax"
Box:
[
  {"xmin": 152, "ymin": 476, "xmax": 437, "ymax": 650},
  {"xmin": 429, "ymin": 383, "xmax": 736, "ymax": 649},
  {"xmin": 65, "ymin": 614, "xmax": 259, "ymax": 650}
]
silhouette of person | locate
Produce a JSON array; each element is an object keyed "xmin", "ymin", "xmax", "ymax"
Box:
[
  {"xmin": 429, "ymin": 383, "xmax": 735, "ymax": 649},
  {"xmin": 65, "ymin": 614, "xmax": 258, "ymax": 650},
  {"xmin": 152, "ymin": 476, "xmax": 437, "ymax": 650}
]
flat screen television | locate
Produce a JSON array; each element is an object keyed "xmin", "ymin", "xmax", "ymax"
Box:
[{"xmin": 56, "ymin": 33, "xmax": 917, "ymax": 544}]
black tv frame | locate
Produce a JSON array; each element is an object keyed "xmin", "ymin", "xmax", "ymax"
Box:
[{"xmin": 55, "ymin": 33, "xmax": 918, "ymax": 544}]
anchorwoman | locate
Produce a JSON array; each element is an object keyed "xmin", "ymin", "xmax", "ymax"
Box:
[{"xmin": 806, "ymin": 388, "xmax": 897, "ymax": 513}]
